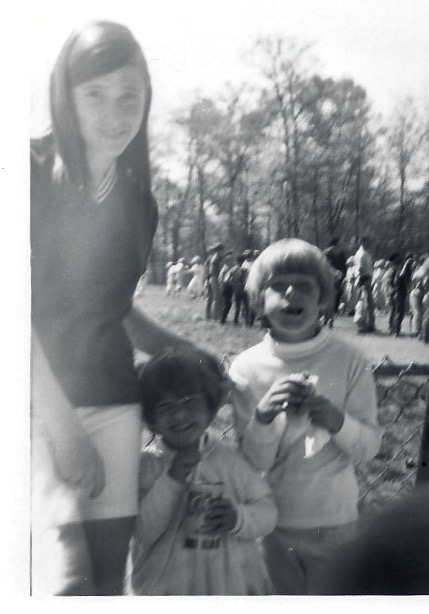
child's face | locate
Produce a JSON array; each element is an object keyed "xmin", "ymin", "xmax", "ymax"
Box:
[
  {"xmin": 152, "ymin": 393, "xmax": 212, "ymax": 449},
  {"xmin": 263, "ymin": 272, "xmax": 322, "ymax": 342}
]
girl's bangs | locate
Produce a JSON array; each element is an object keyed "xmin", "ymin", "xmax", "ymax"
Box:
[
  {"xmin": 268, "ymin": 250, "xmax": 322, "ymax": 282},
  {"xmin": 68, "ymin": 23, "xmax": 143, "ymax": 86}
]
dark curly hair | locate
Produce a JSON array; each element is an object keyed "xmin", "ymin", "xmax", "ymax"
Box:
[{"xmin": 138, "ymin": 348, "xmax": 226, "ymax": 430}]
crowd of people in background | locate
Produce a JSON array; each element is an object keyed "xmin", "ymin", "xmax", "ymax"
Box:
[
  {"xmin": 164, "ymin": 244, "xmax": 260, "ymax": 327},
  {"xmin": 162, "ymin": 237, "xmax": 429, "ymax": 344},
  {"xmin": 333, "ymin": 236, "xmax": 429, "ymax": 343}
]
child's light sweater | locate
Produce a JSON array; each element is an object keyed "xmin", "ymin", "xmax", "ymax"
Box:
[
  {"xmin": 130, "ymin": 430, "xmax": 277, "ymax": 595},
  {"xmin": 229, "ymin": 328, "xmax": 381, "ymax": 530}
]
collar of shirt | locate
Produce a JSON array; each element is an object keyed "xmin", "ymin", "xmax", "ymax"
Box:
[{"xmin": 93, "ymin": 163, "xmax": 118, "ymax": 204}]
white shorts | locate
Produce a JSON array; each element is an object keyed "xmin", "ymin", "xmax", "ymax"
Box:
[{"xmin": 32, "ymin": 404, "xmax": 143, "ymax": 524}]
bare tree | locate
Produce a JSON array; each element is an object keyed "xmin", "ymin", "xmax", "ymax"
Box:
[{"xmin": 388, "ymin": 97, "xmax": 425, "ymax": 240}]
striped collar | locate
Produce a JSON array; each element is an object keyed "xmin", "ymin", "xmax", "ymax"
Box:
[{"xmin": 93, "ymin": 163, "xmax": 117, "ymax": 204}]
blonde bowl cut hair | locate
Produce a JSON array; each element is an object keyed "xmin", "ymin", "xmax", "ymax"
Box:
[{"xmin": 246, "ymin": 238, "xmax": 335, "ymax": 313}]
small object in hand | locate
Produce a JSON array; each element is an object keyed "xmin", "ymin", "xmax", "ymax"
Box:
[
  {"xmin": 183, "ymin": 481, "xmax": 224, "ymax": 550},
  {"xmin": 284, "ymin": 373, "xmax": 331, "ymax": 459},
  {"xmin": 286, "ymin": 372, "xmax": 318, "ymax": 396}
]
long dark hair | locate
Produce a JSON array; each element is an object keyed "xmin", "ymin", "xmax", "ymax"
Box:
[{"xmin": 49, "ymin": 20, "xmax": 152, "ymax": 198}]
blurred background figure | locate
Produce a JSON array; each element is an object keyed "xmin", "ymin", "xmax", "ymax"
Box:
[
  {"xmin": 343, "ymin": 256, "xmax": 358, "ymax": 316},
  {"xmin": 165, "ymin": 261, "xmax": 176, "ymax": 296},
  {"xmin": 205, "ymin": 243, "xmax": 225, "ymax": 320},
  {"xmin": 174, "ymin": 257, "xmax": 188, "ymax": 294},
  {"xmin": 324, "ymin": 237, "xmax": 347, "ymax": 327},
  {"xmin": 409, "ymin": 256, "xmax": 429, "ymax": 338},
  {"xmin": 409, "ymin": 257, "xmax": 428, "ymax": 337},
  {"xmin": 372, "ymin": 260, "xmax": 388, "ymax": 314},
  {"xmin": 387, "ymin": 253, "xmax": 414, "ymax": 336},
  {"xmin": 354, "ymin": 236, "xmax": 376, "ymax": 333},
  {"xmin": 228, "ymin": 254, "xmax": 249, "ymax": 326},
  {"xmin": 219, "ymin": 251, "xmax": 235, "ymax": 324},
  {"xmin": 187, "ymin": 256, "xmax": 205, "ymax": 298},
  {"xmin": 386, "ymin": 253, "xmax": 402, "ymax": 335}
]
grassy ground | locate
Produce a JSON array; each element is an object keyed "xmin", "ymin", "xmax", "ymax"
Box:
[
  {"xmin": 136, "ymin": 285, "xmax": 429, "ymax": 518},
  {"xmin": 135, "ymin": 284, "xmax": 429, "ymax": 366}
]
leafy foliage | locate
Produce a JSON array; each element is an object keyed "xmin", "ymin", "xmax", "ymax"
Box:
[{"xmin": 149, "ymin": 37, "xmax": 429, "ymax": 281}]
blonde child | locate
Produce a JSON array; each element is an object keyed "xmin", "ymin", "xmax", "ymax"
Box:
[
  {"xmin": 129, "ymin": 349, "xmax": 277, "ymax": 595},
  {"xmin": 229, "ymin": 239, "xmax": 382, "ymax": 595}
]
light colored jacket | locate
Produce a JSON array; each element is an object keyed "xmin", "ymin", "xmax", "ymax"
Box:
[
  {"xmin": 354, "ymin": 246, "xmax": 373, "ymax": 278},
  {"xmin": 130, "ymin": 430, "xmax": 277, "ymax": 595}
]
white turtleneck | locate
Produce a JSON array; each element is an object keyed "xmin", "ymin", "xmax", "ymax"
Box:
[{"xmin": 229, "ymin": 329, "xmax": 381, "ymax": 528}]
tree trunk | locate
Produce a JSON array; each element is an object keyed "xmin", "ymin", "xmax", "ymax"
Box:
[
  {"xmin": 311, "ymin": 167, "xmax": 320, "ymax": 245},
  {"xmin": 326, "ymin": 168, "xmax": 334, "ymax": 237},
  {"xmin": 197, "ymin": 167, "xmax": 207, "ymax": 256},
  {"xmin": 227, "ymin": 176, "xmax": 236, "ymax": 244},
  {"xmin": 398, "ymin": 167, "xmax": 406, "ymax": 239},
  {"xmin": 354, "ymin": 152, "xmax": 362, "ymax": 243}
]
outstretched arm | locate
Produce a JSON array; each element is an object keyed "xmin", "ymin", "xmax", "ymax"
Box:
[{"xmin": 124, "ymin": 303, "xmax": 194, "ymax": 356}]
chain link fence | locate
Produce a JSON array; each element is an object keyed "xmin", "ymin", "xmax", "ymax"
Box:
[
  {"xmin": 213, "ymin": 355, "xmax": 429, "ymax": 516},
  {"xmin": 356, "ymin": 357, "xmax": 429, "ymax": 516}
]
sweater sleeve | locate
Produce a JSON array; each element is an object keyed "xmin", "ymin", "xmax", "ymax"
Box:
[
  {"xmin": 332, "ymin": 354, "xmax": 382, "ymax": 462},
  {"xmin": 229, "ymin": 359, "xmax": 286, "ymax": 472},
  {"xmin": 227, "ymin": 450, "xmax": 278, "ymax": 540},
  {"xmin": 229, "ymin": 356, "xmax": 286, "ymax": 471},
  {"xmin": 134, "ymin": 452, "xmax": 184, "ymax": 548},
  {"xmin": 241, "ymin": 413, "xmax": 287, "ymax": 472}
]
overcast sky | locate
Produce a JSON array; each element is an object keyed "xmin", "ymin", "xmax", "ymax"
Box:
[{"xmin": 29, "ymin": 0, "xmax": 429, "ymax": 135}]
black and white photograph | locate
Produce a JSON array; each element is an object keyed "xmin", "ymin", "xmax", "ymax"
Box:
[{"xmin": 5, "ymin": 0, "xmax": 429, "ymax": 604}]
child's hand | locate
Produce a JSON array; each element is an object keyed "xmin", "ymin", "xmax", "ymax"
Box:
[
  {"xmin": 303, "ymin": 395, "xmax": 345, "ymax": 434},
  {"xmin": 168, "ymin": 447, "xmax": 201, "ymax": 484},
  {"xmin": 203, "ymin": 497, "xmax": 238, "ymax": 534},
  {"xmin": 255, "ymin": 377, "xmax": 310, "ymax": 424}
]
